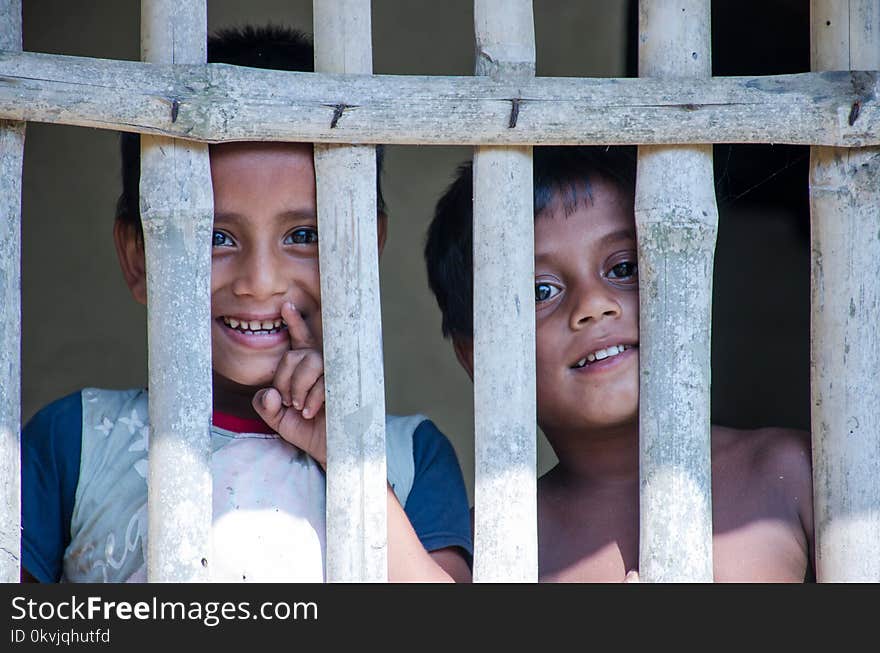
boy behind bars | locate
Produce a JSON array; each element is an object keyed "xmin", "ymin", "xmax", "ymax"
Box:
[
  {"xmin": 424, "ymin": 146, "xmax": 814, "ymax": 582},
  {"xmin": 20, "ymin": 25, "xmax": 471, "ymax": 583}
]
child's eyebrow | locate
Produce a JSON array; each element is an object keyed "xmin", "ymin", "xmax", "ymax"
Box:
[
  {"xmin": 534, "ymin": 229, "xmax": 637, "ymax": 263},
  {"xmin": 278, "ymin": 209, "xmax": 318, "ymax": 223},
  {"xmin": 596, "ymin": 228, "xmax": 637, "ymax": 249},
  {"xmin": 213, "ymin": 209, "xmax": 318, "ymax": 224}
]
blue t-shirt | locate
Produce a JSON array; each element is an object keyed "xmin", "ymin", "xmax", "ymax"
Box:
[{"xmin": 21, "ymin": 390, "xmax": 472, "ymax": 582}]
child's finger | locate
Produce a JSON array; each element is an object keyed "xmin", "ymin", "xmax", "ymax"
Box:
[
  {"xmin": 302, "ymin": 375, "xmax": 325, "ymax": 419},
  {"xmin": 275, "ymin": 407, "xmax": 326, "ymax": 467},
  {"xmin": 272, "ymin": 350, "xmax": 302, "ymax": 407},
  {"xmin": 252, "ymin": 387, "xmax": 284, "ymax": 429},
  {"xmin": 282, "ymin": 301, "xmax": 316, "ymax": 350},
  {"xmin": 256, "ymin": 390, "xmax": 318, "ymax": 461},
  {"xmin": 290, "ymin": 351, "xmax": 324, "ymax": 411}
]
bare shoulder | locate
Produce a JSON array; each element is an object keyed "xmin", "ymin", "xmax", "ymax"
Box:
[
  {"xmin": 712, "ymin": 424, "xmax": 811, "ymax": 474},
  {"xmin": 710, "ymin": 426, "xmax": 815, "ymax": 580},
  {"xmin": 712, "ymin": 424, "xmax": 813, "ymax": 528}
]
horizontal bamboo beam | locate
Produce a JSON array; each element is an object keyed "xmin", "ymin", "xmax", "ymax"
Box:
[{"xmin": 0, "ymin": 50, "xmax": 877, "ymax": 146}]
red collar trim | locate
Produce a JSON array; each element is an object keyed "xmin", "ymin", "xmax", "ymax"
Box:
[{"xmin": 212, "ymin": 411, "xmax": 275, "ymax": 435}]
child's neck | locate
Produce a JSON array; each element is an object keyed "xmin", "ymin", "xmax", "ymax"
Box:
[
  {"xmin": 212, "ymin": 372, "xmax": 267, "ymax": 423},
  {"xmin": 544, "ymin": 420, "xmax": 639, "ymax": 486}
]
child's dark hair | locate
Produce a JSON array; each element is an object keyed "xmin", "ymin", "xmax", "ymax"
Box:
[
  {"xmin": 424, "ymin": 145, "xmax": 636, "ymax": 341},
  {"xmin": 116, "ymin": 24, "xmax": 386, "ymax": 234}
]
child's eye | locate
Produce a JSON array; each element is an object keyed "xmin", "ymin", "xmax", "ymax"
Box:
[
  {"xmin": 535, "ymin": 282, "xmax": 561, "ymax": 302},
  {"xmin": 212, "ymin": 231, "xmax": 235, "ymax": 248},
  {"xmin": 607, "ymin": 261, "xmax": 637, "ymax": 281},
  {"xmin": 285, "ymin": 227, "xmax": 318, "ymax": 245}
]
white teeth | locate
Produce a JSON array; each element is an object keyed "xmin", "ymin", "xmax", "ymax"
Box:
[
  {"xmin": 575, "ymin": 344, "xmax": 632, "ymax": 368},
  {"xmin": 223, "ymin": 316, "xmax": 284, "ymax": 333}
]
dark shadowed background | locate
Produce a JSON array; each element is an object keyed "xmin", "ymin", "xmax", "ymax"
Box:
[{"xmin": 20, "ymin": 1, "xmax": 811, "ymax": 502}]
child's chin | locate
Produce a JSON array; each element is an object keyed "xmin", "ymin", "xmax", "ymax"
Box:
[
  {"xmin": 234, "ymin": 373, "xmax": 275, "ymax": 390},
  {"xmin": 578, "ymin": 404, "xmax": 639, "ymax": 430},
  {"xmin": 214, "ymin": 368, "xmax": 275, "ymax": 393}
]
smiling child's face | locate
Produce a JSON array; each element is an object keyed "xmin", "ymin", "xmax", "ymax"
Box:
[
  {"xmin": 208, "ymin": 142, "xmax": 324, "ymax": 399},
  {"xmin": 116, "ymin": 141, "xmax": 386, "ymax": 417},
  {"xmin": 533, "ymin": 177, "xmax": 640, "ymax": 435}
]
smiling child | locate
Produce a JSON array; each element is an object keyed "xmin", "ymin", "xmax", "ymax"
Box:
[
  {"xmin": 425, "ymin": 145, "xmax": 814, "ymax": 582},
  {"xmin": 20, "ymin": 26, "xmax": 472, "ymax": 584}
]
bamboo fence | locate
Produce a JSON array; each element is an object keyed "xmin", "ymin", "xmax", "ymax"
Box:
[{"xmin": 0, "ymin": 0, "xmax": 877, "ymax": 583}]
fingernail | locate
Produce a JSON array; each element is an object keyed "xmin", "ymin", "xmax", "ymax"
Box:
[
  {"xmin": 302, "ymin": 408, "xmax": 311, "ymax": 418},
  {"xmin": 260, "ymin": 391, "xmax": 269, "ymax": 408},
  {"xmin": 292, "ymin": 400, "xmax": 301, "ymax": 410}
]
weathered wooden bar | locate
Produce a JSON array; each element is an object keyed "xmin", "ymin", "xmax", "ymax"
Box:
[
  {"xmin": 0, "ymin": 0, "xmax": 24, "ymax": 584},
  {"xmin": 0, "ymin": 50, "xmax": 877, "ymax": 146},
  {"xmin": 471, "ymin": 0, "xmax": 538, "ymax": 583},
  {"xmin": 4, "ymin": 0, "xmax": 877, "ymax": 587},
  {"xmin": 635, "ymin": 0, "xmax": 716, "ymax": 582},
  {"xmin": 140, "ymin": 0, "xmax": 214, "ymax": 582},
  {"xmin": 313, "ymin": 0, "xmax": 388, "ymax": 582},
  {"xmin": 809, "ymin": 0, "xmax": 880, "ymax": 582}
]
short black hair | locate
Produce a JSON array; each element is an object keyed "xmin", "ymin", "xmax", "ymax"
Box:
[
  {"xmin": 117, "ymin": 24, "xmax": 386, "ymax": 233},
  {"xmin": 424, "ymin": 145, "xmax": 636, "ymax": 341}
]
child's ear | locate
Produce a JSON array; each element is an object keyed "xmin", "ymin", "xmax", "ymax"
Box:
[
  {"xmin": 453, "ymin": 337, "xmax": 475, "ymax": 381},
  {"xmin": 113, "ymin": 219, "xmax": 147, "ymax": 306},
  {"xmin": 377, "ymin": 211, "xmax": 388, "ymax": 256}
]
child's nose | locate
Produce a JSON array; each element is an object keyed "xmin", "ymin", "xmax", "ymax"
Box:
[
  {"xmin": 569, "ymin": 282, "xmax": 621, "ymax": 329},
  {"xmin": 232, "ymin": 251, "xmax": 288, "ymax": 299}
]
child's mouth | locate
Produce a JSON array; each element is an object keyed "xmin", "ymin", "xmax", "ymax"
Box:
[
  {"xmin": 571, "ymin": 343, "xmax": 637, "ymax": 369},
  {"xmin": 221, "ymin": 316, "xmax": 287, "ymax": 336}
]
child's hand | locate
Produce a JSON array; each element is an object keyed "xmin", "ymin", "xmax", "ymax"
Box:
[{"xmin": 252, "ymin": 302, "xmax": 327, "ymax": 469}]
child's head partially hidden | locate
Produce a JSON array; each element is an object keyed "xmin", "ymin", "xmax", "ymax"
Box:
[
  {"xmin": 425, "ymin": 146, "xmax": 815, "ymax": 583},
  {"xmin": 20, "ymin": 29, "xmax": 476, "ymax": 584},
  {"xmin": 111, "ymin": 25, "xmax": 388, "ymax": 419},
  {"xmin": 425, "ymin": 146, "xmax": 640, "ymax": 439}
]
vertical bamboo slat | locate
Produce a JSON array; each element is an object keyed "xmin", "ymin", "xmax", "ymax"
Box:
[
  {"xmin": 635, "ymin": 0, "xmax": 716, "ymax": 582},
  {"xmin": 140, "ymin": 0, "xmax": 214, "ymax": 582},
  {"xmin": 472, "ymin": 0, "xmax": 538, "ymax": 582},
  {"xmin": 0, "ymin": 0, "xmax": 24, "ymax": 584},
  {"xmin": 809, "ymin": 0, "xmax": 880, "ymax": 582},
  {"xmin": 313, "ymin": 0, "xmax": 388, "ymax": 582}
]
